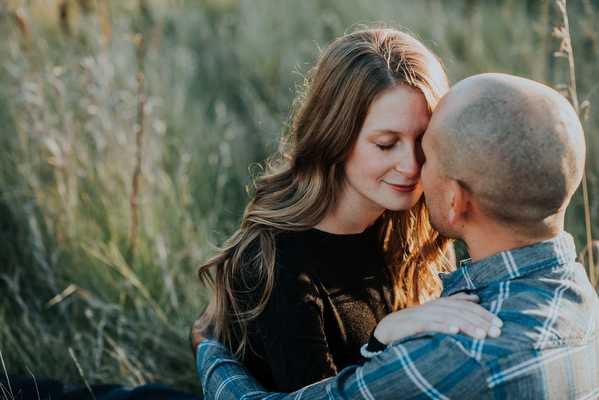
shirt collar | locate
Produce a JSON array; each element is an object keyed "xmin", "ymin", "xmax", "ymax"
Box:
[{"xmin": 440, "ymin": 232, "xmax": 577, "ymax": 297}]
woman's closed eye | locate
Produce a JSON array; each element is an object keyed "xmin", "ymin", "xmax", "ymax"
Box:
[{"xmin": 376, "ymin": 143, "xmax": 395, "ymax": 151}]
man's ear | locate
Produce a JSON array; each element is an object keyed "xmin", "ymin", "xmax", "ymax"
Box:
[{"xmin": 447, "ymin": 179, "xmax": 470, "ymax": 225}]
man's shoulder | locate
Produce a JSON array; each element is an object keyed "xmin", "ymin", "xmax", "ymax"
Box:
[
  {"xmin": 469, "ymin": 260, "xmax": 599, "ymax": 397},
  {"xmin": 473, "ymin": 261, "xmax": 598, "ymax": 348}
]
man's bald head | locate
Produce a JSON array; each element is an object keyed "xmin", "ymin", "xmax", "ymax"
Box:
[{"xmin": 428, "ymin": 73, "xmax": 585, "ymax": 228}]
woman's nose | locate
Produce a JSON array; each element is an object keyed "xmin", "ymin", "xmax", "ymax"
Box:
[{"xmin": 394, "ymin": 145, "xmax": 422, "ymax": 178}]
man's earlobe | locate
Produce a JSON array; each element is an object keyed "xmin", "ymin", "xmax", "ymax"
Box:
[{"xmin": 448, "ymin": 179, "xmax": 467, "ymax": 225}]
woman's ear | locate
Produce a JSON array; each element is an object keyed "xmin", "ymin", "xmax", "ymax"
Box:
[{"xmin": 447, "ymin": 179, "xmax": 470, "ymax": 226}]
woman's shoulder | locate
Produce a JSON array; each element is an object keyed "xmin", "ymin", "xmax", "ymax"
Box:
[
  {"xmin": 274, "ymin": 230, "xmax": 313, "ymax": 275},
  {"xmin": 238, "ymin": 229, "xmax": 309, "ymax": 276}
]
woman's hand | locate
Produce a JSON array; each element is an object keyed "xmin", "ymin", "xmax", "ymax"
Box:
[
  {"xmin": 373, "ymin": 293, "xmax": 503, "ymax": 345},
  {"xmin": 190, "ymin": 301, "xmax": 214, "ymax": 359}
]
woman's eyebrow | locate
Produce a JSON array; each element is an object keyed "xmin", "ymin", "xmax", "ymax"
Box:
[{"xmin": 370, "ymin": 129, "xmax": 403, "ymax": 136}]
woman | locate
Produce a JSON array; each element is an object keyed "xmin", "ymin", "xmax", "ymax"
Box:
[{"xmin": 197, "ymin": 27, "xmax": 499, "ymax": 392}]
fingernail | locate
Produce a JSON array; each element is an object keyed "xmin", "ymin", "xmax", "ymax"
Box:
[
  {"xmin": 492, "ymin": 318, "xmax": 503, "ymax": 327},
  {"xmin": 449, "ymin": 325, "xmax": 459, "ymax": 334},
  {"xmin": 489, "ymin": 326, "xmax": 501, "ymax": 338},
  {"xmin": 475, "ymin": 328, "xmax": 486, "ymax": 339}
]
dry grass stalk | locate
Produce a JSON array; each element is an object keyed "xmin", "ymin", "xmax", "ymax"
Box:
[
  {"xmin": 59, "ymin": 0, "xmax": 70, "ymax": 35},
  {"xmin": 68, "ymin": 348, "xmax": 98, "ymax": 400},
  {"xmin": 14, "ymin": 8, "xmax": 30, "ymax": 43},
  {"xmin": 0, "ymin": 350, "xmax": 14, "ymax": 400},
  {"xmin": 578, "ymin": 241, "xmax": 599, "ymax": 290},
  {"xmin": 553, "ymin": 0, "xmax": 595, "ymax": 284},
  {"xmin": 126, "ymin": 33, "xmax": 146, "ymax": 266}
]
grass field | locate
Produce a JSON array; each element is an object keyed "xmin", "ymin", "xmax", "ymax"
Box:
[{"xmin": 0, "ymin": 0, "xmax": 598, "ymax": 396}]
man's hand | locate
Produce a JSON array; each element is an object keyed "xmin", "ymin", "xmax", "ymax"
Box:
[{"xmin": 190, "ymin": 300, "xmax": 214, "ymax": 360}]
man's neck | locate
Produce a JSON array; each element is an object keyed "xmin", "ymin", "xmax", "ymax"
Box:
[{"xmin": 463, "ymin": 216, "xmax": 565, "ymax": 262}]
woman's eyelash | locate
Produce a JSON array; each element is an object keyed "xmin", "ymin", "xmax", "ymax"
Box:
[{"xmin": 376, "ymin": 144, "xmax": 394, "ymax": 151}]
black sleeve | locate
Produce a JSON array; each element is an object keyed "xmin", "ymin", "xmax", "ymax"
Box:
[
  {"xmin": 366, "ymin": 328, "xmax": 388, "ymax": 353},
  {"xmin": 252, "ymin": 266, "xmax": 338, "ymax": 392}
]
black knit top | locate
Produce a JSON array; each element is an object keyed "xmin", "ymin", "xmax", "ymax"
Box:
[{"xmin": 236, "ymin": 224, "xmax": 394, "ymax": 392}]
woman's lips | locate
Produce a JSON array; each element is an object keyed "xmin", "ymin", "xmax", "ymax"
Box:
[{"xmin": 386, "ymin": 182, "xmax": 419, "ymax": 192}]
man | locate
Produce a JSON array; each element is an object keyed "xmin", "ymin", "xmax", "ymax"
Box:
[{"xmin": 193, "ymin": 73, "xmax": 599, "ymax": 399}]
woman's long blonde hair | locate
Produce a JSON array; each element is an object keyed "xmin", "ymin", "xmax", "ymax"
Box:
[{"xmin": 198, "ymin": 27, "xmax": 453, "ymax": 359}]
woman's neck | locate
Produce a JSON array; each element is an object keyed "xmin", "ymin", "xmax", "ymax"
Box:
[
  {"xmin": 314, "ymin": 209, "xmax": 382, "ymax": 234},
  {"xmin": 315, "ymin": 183, "xmax": 386, "ymax": 234}
]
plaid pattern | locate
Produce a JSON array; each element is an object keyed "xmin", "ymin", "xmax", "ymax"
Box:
[{"xmin": 198, "ymin": 233, "xmax": 599, "ymax": 399}]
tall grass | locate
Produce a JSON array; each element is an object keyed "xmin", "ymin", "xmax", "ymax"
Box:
[
  {"xmin": 0, "ymin": 0, "xmax": 597, "ymax": 395},
  {"xmin": 552, "ymin": 0, "xmax": 598, "ymax": 289}
]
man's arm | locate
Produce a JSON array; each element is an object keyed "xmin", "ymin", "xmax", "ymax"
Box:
[
  {"xmin": 193, "ymin": 293, "xmax": 503, "ymax": 399},
  {"xmin": 198, "ymin": 340, "xmax": 280, "ymax": 399},
  {"xmin": 191, "ymin": 300, "xmax": 214, "ymax": 360},
  {"xmin": 198, "ymin": 335, "xmax": 490, "ymax": 400}
]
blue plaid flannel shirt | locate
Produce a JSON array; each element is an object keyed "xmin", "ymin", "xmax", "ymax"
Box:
[{"xmin": 198, "ymin": 233, "xmax": 599, "ymax": 399}]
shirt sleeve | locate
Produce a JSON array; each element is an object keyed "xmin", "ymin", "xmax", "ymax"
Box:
[
  {"xmin": 251, "ymin": 267, "xmax": 338, "ymax": 391},
  {"xmin": 198, "ymin": 340, "xmax": 273, "ymax": 399},
  {"xmin": 198, "ymin": 334, "xmax": 492, "ymax": 400},
  {"xmin": 363, "ymin": 329, "xmax": 388, "ymax": 355}
]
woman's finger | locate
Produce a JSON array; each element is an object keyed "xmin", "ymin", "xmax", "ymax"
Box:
[
  {"xmin": 422, "ymin": 301, "xmax": 503, "ymax": 338},
  {"xmin": 447, "ymin": 292, "xmax": 480, "ymax": 302},
  {"xmin": 437, "ymin": 296, "xmax": 503, "ymax": 328},
  {"xmin": 374, "ymin": 295, "xmax": 504, "ymax": 344}
]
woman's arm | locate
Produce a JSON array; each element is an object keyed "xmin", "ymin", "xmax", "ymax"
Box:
[
  {"xmin": 251, "ymin": 269, "xmax": 338, "ymax": 391},
  {"xmin": 189, "ymin": 288, "xmax": 337, "ymax": 392}
]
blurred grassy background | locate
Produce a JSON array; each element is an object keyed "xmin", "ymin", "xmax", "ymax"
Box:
[{"xmin": 0, "ymin": 0, "xmax": 597, "ymax": 395}]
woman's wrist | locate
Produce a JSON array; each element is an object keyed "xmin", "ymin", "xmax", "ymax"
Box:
[{"xmin": 360, "ymin": 329, "xmax": 388, "ymax": 358}]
